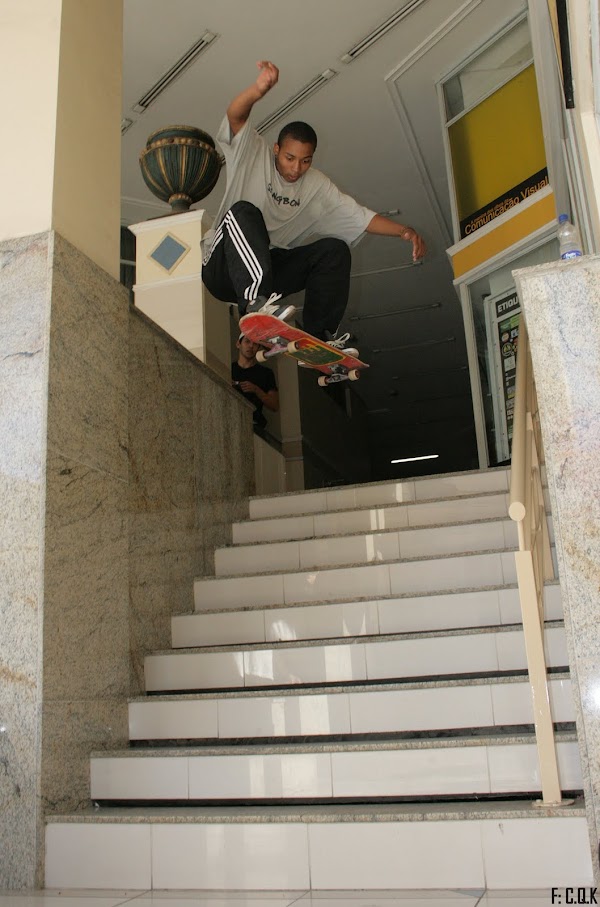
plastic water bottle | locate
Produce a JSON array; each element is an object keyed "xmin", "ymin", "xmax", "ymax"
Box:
[{"xmin": 558, "ymin": 214, "xmax": 583, "ymax": 260}]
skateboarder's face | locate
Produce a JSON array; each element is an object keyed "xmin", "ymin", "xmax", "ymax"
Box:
[{"xmin": 273, "ymin": 138, "xmax": 314, "ymax": 183}]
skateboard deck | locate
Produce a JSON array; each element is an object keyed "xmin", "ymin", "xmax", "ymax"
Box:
[{"xmin": 239, "ymin": 313, "xmax": 369, "ymax": 386}]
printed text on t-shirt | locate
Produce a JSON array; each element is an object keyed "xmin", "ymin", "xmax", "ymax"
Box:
[{"xmin": 267, "ymin": 183, "xmax": 301, "ymax": 207}]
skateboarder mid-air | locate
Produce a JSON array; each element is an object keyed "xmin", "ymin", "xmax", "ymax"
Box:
[{"xmin": 201, "ymin": 60, "xmax": 426, "ymax": 355}]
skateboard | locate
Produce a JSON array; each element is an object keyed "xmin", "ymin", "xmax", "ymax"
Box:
[{"xmin": 239, "ymin": 313, "xmax": 369, "ymax": 386}]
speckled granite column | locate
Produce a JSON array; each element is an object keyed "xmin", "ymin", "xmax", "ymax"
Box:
[
  {"xmin": 0, "ymin": 231, "xmax": 130, "ymax": 887},
  {"xmin": 514, "ymin": 255, "xmax": 600, "ymax": 883},
  {"xmin": 0, "ymin": 233, "xmax": 50, "ymax": 888}
]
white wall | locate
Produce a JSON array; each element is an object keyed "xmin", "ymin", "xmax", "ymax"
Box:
[{"xmin": 0, "ymin": 0, "xmax": 123, "ymax": 278}]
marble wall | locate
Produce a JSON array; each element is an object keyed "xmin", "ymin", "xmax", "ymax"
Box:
[
  {"xmin": 41, "ymin": 233, "xmax": 131, "ymax": 826},
  {"xmin": 128, "ymin": 310, "xmax": 254, "ymax": 694},
  {"xmin": 0, "ymin": 231, "xmax": 254, "ymax": 887},
  {"xmin": 514, "ymin": 255, "xmax": 600, "ymax": 884},
  {"xmin": 0, "ymin": 232, "xmax": 52, "ymax": 888}
]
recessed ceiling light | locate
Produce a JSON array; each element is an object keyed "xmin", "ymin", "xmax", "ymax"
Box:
[
  {"xmin": 391, "ymin": 454, "xmax": 439, "ymax": 464},
  {"xmin": 340, "ymin": 0, "xmax": 426, "ymax": 63},
  {"xmin": 133, "ymin": 31, "xmax": 219, "ymax": 113},
  {"xmin": 256, "ymin": 70, "xmax": 338, "ymax": 134}
]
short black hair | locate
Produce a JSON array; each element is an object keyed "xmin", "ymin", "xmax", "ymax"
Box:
[{"xmin": 277, "ymin": 121, "xmax": 317, "ymax": 151}]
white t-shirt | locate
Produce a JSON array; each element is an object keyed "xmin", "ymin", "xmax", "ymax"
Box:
[{"xmin": 202, "ymin": 117, "xmax": 376, "ymax": 262}]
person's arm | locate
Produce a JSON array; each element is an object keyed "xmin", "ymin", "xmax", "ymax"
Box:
[
  {"xmin": 366, "ymin": 214, "xmax": 426, "ymax": 262},
  {"xmin": 227, "ymin": 61, "xmax": 279, "ymax": 136},
  {"xmin": 238, "ymin": 381, "xmax": 279, "ymax": 412}
]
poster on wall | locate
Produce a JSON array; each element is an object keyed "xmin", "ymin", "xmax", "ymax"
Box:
[
  {"xmin": 496, "ymin": 292, "xmax": 521, "ymax": 445},
  {"xmin": 485, "ymin": 290, "xmax": 521, "ymax": 463}
]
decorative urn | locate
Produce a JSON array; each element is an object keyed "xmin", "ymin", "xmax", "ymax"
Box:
[{"xmin": 139, "ymin": 125, "xmax": 223, "ymax": 214}]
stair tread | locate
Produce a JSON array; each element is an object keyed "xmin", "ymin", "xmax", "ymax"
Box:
[
  {"xmin": 239, "ymin": 488, "xmax": 511, "ymax": 526},
  {"xmin": 92, "ymin": 728, "xmax": 578, "ymax": 759},
  {"xmin": 196, "ymin": 546, "xmax": 525, "ymax": 584},
  {"xmin": 129, "ymin": 668, "xmax": 570, "ymax": 702},
  {"xmin": 152, "ymin": 619, "xmax": 564, "ymax": 657},
  {"xmin": 228, "ymin": 514, "xmax": 515, "ymax": 549},
  {"xmin": 248, "ymin": 466, "xmax": 510, "ymax": 505},
  {"xmin": 46, "ymin": 796, "xmax": 585, "ymax": 824},
  {"xmin": 184, "ymin": 580, "xmax": 560, "ymax": 616}
]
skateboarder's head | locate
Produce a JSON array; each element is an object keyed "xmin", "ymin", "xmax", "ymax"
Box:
[{"xmin": 274, "ymin": 121, "xmax": 317, "ymax": 184}]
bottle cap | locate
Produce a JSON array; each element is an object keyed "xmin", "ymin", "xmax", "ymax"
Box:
[{"xmin": 558, "ymin": 213, "xmax": 568, "ymax": 223}]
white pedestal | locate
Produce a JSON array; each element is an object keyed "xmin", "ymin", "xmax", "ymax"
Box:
[{"xmin": 129, "ymin": 210, "xmax": 231, "ymax": 381}]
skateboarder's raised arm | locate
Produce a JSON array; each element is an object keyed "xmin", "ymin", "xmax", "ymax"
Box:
[
  {"xmin": 366, "ymin": 214, "xmax": 426, "ymax": 263},
  {"xmin": 227, "ymin": 61, "xmax": 279, "ymax": 136}
]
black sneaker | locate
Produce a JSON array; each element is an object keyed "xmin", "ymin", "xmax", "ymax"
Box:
[{"xmin": 244, "ymin": 293, "xmax": 296, "ymax": 322}]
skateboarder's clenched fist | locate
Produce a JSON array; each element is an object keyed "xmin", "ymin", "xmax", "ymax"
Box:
[{"xmin": 255, "ymin": 61, "xmax": 279, "ymax": 97}]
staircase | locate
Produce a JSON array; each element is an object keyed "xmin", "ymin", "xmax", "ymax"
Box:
[{"xmin": 45, "ymin": 467, "xmax": 593, "ymax": 889}]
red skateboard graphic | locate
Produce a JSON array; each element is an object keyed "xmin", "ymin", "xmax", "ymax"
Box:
[{"xmin": 239, "ymin": 313, "xmax": 368, "ymax": 386}]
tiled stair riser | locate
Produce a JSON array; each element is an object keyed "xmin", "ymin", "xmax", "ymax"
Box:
[
  {"xmin": 215, "ymin": 519, "xmax": 523, "ymax": 577},
  {"xmin": 194, "ymin": 550, "xmax": 521, "ymax": 611},
  {"xmin": 128, "ymin": 676, "xmax": 575, "ymax": 741},
  {"xmin": 173, "ymin": 584, "xmax": 563, "ymax": 648},
  {"xmin": 45, "ymin": 815, "xmax": 593, "ymax": 889},
  {"xmin": 90, "ymin": 739, "xmax": 582, "ymax": 801},
  {"xmin": 232, "ymin": 492, "xmax": 511, "ymax": 544},
  {"xmin": 248, "ymin": 469, "xmax": 510, "ymax": 519},
  {"xmin": 144, "ymin": 625, "xmax": 568, "ymax": 692}
]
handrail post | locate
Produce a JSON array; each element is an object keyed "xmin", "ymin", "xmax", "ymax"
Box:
[
  {"xmin": 509, "ymin": 315, "xmax": 565, "ymax": 806},
  {"xmin": 515, "ymin": 550, "xmax": 563, "ymax": 804}
]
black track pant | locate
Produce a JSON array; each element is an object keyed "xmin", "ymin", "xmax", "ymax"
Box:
[{"xmin": 201, "ymin": 201, "xmax": 351, "ymax": 339}]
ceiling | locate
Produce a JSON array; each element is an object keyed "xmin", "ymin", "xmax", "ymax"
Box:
[{"xmin": 121, "ymin": 0, "xmax": 527, "ymax": 481}]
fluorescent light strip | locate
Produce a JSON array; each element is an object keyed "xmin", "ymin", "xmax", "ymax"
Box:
[
  {"xmin": 392, "ymin": 365, "xmax": 468, "ymax": 379},
  {"xmin": 391, "ymin": 454, "xmax": 439, "ymax": 464},
  {"xmin": 134, "ymin": 31, "xmax": 218, "ymax": 112},
  {"xmin": 256, "ymin": 70, "xmax": 338, "ymax": 134},
  {"xmin": 341, "ymin": 0, "xmax": 426, "ymax": 63},
  {"xmin": 372, "ymin": 336, "xmax": 455, "ymax": 354},
  {"xmin": 350, "ymin": 261, "xmax": 423, "ymax": 279},
  {"xmin": 349, "ymin": 303, "xmax": 440, "ymax": 321}
]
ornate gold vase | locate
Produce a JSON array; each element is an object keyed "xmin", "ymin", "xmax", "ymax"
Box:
[{"xmin": 139, "ymin": 125, "xmax": 223, "ymax": 214}]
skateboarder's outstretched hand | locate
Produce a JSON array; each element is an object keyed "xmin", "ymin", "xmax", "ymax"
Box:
[
  {"xmin": 255, "ymin": 61, "xmax": 279, "ymax": 97},
  {"xmin": 407, "ymin": 228, "xmax": 426, "ymax": 262}
]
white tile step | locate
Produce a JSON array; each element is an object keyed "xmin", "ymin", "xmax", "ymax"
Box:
[
  {"xmin": 45, "ymin": 800, "xmax": 593, "ymax": 890},
  {"xmin": 89, "ymin": 732, "xmax": 581, "ymax": 802},
  {"xmin": 194, "ymin": 548, "xmax": 522, "ymax": 611},
  {"xmin": 174, "ymin": 582, "xmax": 563, "ymax": 648},
  {"xmin": 233, "ymin": 490, "xmax": 511, "ymax": 544},
  {"xmin": 215, "ymin": 517, "xmax": 522, "ymax": 577},
  {"xmin": 249, "ymin": 467, "xmax": 510, "ymax": 519},
  {"xmin": 144, "ymin": 623, "xmax": 568, "ymax": 693},
  {"xmin": 128, "ymin": 672, "xmax": 575, "ymax": 741}
]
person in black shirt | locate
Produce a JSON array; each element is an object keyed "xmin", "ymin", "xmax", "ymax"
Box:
[{"xmin": 232, "ymin": 333, "xmax": 279, "ymax": 430}]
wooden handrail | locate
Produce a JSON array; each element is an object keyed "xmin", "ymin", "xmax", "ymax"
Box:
[{"xmin": 508, "ymin": 317, "xmax": 564, "ymax": 806}]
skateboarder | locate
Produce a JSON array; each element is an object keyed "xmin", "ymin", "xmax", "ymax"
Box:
[
  {"xmin": 232, "ymin": 332, "xmax": 279, "ymax": 430},
  {"xmin": 202, "ymin": 60, "xmax": 426, "ymax": 351}
]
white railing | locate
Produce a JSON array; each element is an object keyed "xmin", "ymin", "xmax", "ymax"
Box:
[{"xmin": 509, "ymin": 317, "xmax": 565, "ymax": 805}]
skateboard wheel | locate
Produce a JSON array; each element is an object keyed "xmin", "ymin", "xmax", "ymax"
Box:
[
  {"xmin": 287, "ymin": 340, "xmax": 301, "ymax": 353},
  {"xmin": 256, "ymin": 350, "xmax": 267, "ymax": 363},
  {"xmin": 348, "ymin": 369, "xmax": 360, "ymax": 381},
  {"xmin": 317, "ymin": 376, "xmax": 329, "ymax": 387}
]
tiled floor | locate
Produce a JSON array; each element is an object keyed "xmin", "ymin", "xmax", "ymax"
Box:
[{"xmin": 0, "ymin": 889, "xmax": 555, "ymax": 907}]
